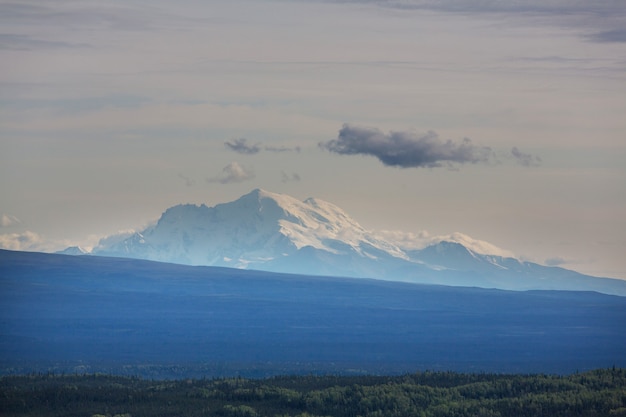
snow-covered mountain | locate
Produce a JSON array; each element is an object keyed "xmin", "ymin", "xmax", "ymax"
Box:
[
  {"xmin": 92, "ymin": 188, "xmax": 626, "ymax": 295},
  {"xmin": 95, "ymin": 189, "xmax": 405, "ymax": 268}
]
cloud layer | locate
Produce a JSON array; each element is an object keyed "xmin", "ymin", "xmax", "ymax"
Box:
[
  {"xmin": 588, "ymin": 29, "xmax": 626, "ymax": 43},
  {"xmin": 320, "ymin": 124, "xmax": 493, "ymax": 168}
]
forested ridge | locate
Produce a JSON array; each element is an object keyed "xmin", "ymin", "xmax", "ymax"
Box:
[{"xmin": 2, "ymin": 368, "xmax": 625, "ymax": 416}]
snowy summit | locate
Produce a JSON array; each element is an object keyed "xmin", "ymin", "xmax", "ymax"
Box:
[
  {"xmin": 95, "ymin": 189, "xmax": 405, "ymax": 269},
  {"xmin": 92, "ymin": 189, "xmax": 626, "ymax": 295}
]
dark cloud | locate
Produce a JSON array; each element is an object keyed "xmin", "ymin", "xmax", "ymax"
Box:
[
  {"xmin": 224, "ymin": 138, "xmax": 261, "ymax": 155},
  {"xmin": 320, "ymin": 124, "xmax": 493, "ymax": 168},
  {"xmin": 207, "ymin": 162, "xmax": 255, "ymax": 184},
  {"xmin": 511, "ymin": 147, "xmax": 542, "ymax": 167},
  {"xmin": 588, "ymin": 29, "xmax": 626, "ymax": 43}
]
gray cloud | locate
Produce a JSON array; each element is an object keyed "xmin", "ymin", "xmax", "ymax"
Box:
[
  {"xmin": 225, "ymin": 138, "xmax": 301, "ymax": 155},
  {"xmin": 177, "ymin": 173, "xmax": 196, "ymax": 187},
  {"xmin": 207, "ymin": 162, "xmax": 255, "ymax": 184},
  {"xmin": 0, "ymin": 34, "xmax": 90, "ymax": 50},
  {"xmin": 318, "ymin": 1, "xmax": 626, "ymax": 46},
  {"xmin": 514, "ymin": 55, "xmax": 600, "ymax": 64},
  {"xmin": 0, "ymin": 95, "xmax": 151, "ymax": 113},
  {"xmin": 281, "ymin": 171, "xmax": 302, "ymax": 183},
  {"xmin": 588, "ymin": 29, "xmax": 626, "ymax": 43},
  {"xmin": 320, "ymin": 124, "xmax": 493, "ymax": 168},
  {"xmin": 0, "ymin": 2, "xmax": 163, "ymax": 32},
  {"xmin": 323, "ymin": 0, "xmax": 623, "ymax": 15},
  {"xmin": 225, "ymin": 138, "xmax": 261, "ymax": 155},
  {"xmin": 511, "ymin": 147, "xmax": 542, "ymax": 167},
  {"xmin": 265, "ymin": 145, "xmax": 302, "ymax": 153}
]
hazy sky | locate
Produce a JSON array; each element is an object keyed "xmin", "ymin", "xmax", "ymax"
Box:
[{"xmin": 1, "ymin": 0, "xmax": 625, "ymax": 279}]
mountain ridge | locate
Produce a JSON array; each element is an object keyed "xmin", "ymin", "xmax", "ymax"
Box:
[{"xmin": 87, "ymin": 188, "xmax": 626, "ymax": 295}]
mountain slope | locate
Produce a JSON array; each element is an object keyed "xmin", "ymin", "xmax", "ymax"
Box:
[{"xmin": 92, "ymin": 189, "xmax": 626, "ymax": 295}]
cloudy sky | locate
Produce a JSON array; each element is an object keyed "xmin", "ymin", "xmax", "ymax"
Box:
[{"xmin": 1, "ymin": 0, "xmax": 625, "ymax": 279}]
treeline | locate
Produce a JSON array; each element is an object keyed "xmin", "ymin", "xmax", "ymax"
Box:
[{"xmin": 1, "ymin": 368, "xmax": 625, "ymax": 417}]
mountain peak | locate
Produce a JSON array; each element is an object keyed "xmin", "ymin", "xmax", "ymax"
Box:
[
  {"xmin": 234, "ymin": 188, "xmax": 302, "ymax": 212},
  {"xmin": 242, "ymin": 188, "xmax": 275, "ymax": 199},
  {"xmin": 94, "ymin": 189, "xmax": 408, "ymax": 269}
]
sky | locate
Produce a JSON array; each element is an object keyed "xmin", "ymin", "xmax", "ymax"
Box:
[{"xmin": 1, "ymin": 0, "xmax": 625, "ymax": 279}]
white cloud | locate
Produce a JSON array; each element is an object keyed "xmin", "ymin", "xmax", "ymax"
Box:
[
  {"xmin": 0, "ymin": 230, "xmax": 59, "ymax": 252},
  {"xmin": 207, "ymin": 162, "xmax": 255, "ymax": 184},
  {"xmin": 1, "ymin": 214, "xmax": 21, "ymax": 227},
  {"xmin": 0, "ymin": 229, "xmax": 106, "ymax": 253}
]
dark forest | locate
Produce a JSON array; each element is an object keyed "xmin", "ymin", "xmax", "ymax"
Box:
[{"xmin": 2, "ymin": 368, "xmax": 625, "ymax": 417}]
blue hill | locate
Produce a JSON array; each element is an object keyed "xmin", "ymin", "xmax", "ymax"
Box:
[{"xmin": 1, "ymin": 249, "xmax": 625, "ymax": 378}]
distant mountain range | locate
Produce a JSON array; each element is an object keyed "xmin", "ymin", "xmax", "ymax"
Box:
[{"xmin": 85, "ymin": 188, "xmax": 626, "ymax": 295}]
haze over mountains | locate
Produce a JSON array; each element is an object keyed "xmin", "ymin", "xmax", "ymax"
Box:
[{"xmin": 88, "ymin": 189, "xmax": 626, "ymax": 296}]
